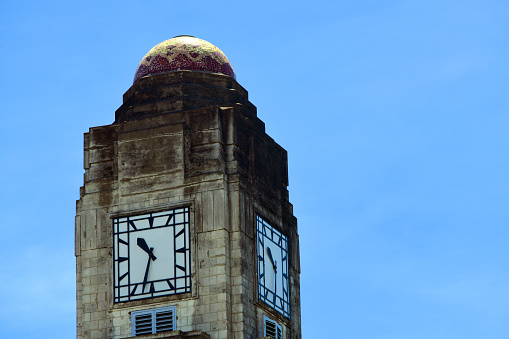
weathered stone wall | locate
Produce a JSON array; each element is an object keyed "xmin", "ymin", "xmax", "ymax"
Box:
[{"xmin": 76, "ymin": 72, "xmax": 300, "ymax": 339}]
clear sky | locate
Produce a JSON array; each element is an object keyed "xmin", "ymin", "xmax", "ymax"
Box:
[{"xmin": 1, "ymin": 1, "xmax": 508, "ymax": 338}]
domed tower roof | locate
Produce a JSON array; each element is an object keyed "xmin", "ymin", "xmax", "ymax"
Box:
[{"xmin": 133, "ymin": 35, "xmax": 236, "ymax": 82}]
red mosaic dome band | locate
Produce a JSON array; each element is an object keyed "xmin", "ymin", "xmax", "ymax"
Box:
[{"xmin": 134, "ymin": 36, "xmax": 236, "ymax": 82}]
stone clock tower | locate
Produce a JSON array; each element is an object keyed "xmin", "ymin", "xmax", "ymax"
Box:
[{"xmin": 76, "ymin": 36, "xmax": 300, "ymax": 339}]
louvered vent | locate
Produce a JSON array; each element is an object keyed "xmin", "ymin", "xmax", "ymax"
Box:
[
  {"xmin": 134, "ymin": 313, "xmax": 152, "ymax": 335},
  {"xmin": 265, "ymin": 320, "xmax": 277, "ymax": 338},
  {"xmin": 263, "ymin": 315, "xmax": 282, "ymax": 339},
  {"xmin": 155, "ymin": 310, "xmax": 174, "ymax": 332},
  {"xmin": 131, "ymin": 306, "xmax": 176, "ymax": 336}
]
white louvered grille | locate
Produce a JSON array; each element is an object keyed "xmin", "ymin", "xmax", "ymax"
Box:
[
  {"xmin": 131, "ymin": 306, "xmax": 176, "ymax": 336},
  {"xmin": 134, "ymin": 313, "xmax": 153, "ymax": 335},
  {"xmin": 264, "ymin": 315, "xmax": 282, "ymax": 339},
  {"xmin": 265, "ymin": 320, "xmax": 277, "ymax": 338},
  {"xmin": 155, "ymin": 310, "xmax": 174, "ymax": 333}
]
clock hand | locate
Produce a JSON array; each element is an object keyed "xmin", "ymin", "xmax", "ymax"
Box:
[
  {"xmin": 266, "ymin": 247, "xmax": 277, "ymax": 273},
  {"xmin": 274, "ymin": 273, "xmax": 277, "ymax": 305},
  {"xmin": 142, "ymin": 247, "xmax": 154, "ymax": 293},
  {"xmin": 137, "ymin": 237, "xmax": 157, "ymax": 260}
]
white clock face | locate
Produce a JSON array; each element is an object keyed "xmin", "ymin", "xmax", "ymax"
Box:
[
  {"xmin": 113, "ymin": 207, "xmax": 191, "ymax": 303},
  {"xmin": 257, "ymin": 215, "xmax": 290, "ymax": 318}
]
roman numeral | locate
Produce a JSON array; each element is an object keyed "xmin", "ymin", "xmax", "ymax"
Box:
[
  {"xmin": 167, "ymin": 280, "xmax": 175, "ymax": 290},
  {"xmin": 166, "ymin": 214, "xmax": 173, "ymax": 226},
  {"xmin": 130, "ymin": 284, "xmax": 138, "ymax": 296},
  {"xmin": 128, "ymin": 220, "xmax": 137, "ymax": 230},
  {"xmin": 119, "ymin": 272, "xmax": 128, "ymax": 282},
  {"xmin": 175, "ymin": 228, "xmax": 185, "ymax": 238}
]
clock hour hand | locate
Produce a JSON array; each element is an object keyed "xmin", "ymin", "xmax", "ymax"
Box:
[
  {"xmin": 266, "ymin": 247, "xmax": 277, "ymax": 273},
  {"xmin": 137, "ymin": 237, "xmax": 157, "ymax": 260}
]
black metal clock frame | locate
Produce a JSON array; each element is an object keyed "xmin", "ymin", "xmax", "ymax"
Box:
[
  {"xmin": 113, "ymin": 207, "xmax": 191, "ymax": 303},
  {"xmin": 256, "ymin": 214, "xmax": 290, "ymax": 318}
]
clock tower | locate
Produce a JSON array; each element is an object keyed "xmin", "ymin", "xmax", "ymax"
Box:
[{"xmin": 76, "ymin": 36, "xmax": 301, "ymax": 339}]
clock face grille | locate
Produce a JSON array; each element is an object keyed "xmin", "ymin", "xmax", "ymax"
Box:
[
  {"xmin": 113, "ymin": 207, "xmax": 191, "ymax": 303},
  {"xmin": 256, "ymin": 215, "xmax": 290, "ymax": 318}
]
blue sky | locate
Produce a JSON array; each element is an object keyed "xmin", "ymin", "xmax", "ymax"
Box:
[{"xmin": 1, "ymin": 1, "xmax": 508, "ymax": 338}]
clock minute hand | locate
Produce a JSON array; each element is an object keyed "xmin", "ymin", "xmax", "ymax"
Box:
[
  {"xmin": 266, "ymin": 247, "xmax": 277, "ymax": 273},
  {"xmin": 137, "ymin": 237, "xmax": 157, "ymax": 260},
  {"xmin": 142, "ymin": 247, "xmax": 154, "ymax": 293}
]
